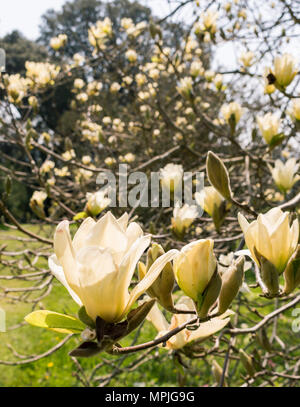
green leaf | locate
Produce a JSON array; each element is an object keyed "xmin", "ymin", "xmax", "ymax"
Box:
[
  {"xmin": 268, "ymin": 133, "xmax": 285, "ymax": 149},
  {"xmin": 24, "ymin": 310, "xmax": 85, "ymax": 334}
]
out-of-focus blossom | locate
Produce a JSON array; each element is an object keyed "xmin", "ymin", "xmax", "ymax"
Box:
[{"xmin": 270, "ymin": 158, "xmax": 300, "ymax": 194}]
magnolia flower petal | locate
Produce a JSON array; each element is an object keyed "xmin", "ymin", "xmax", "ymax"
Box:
[
  {"xmin": 121, "ymin": 249, "xmax": 179, "ymax": 318},
  {"xmin": 86, "ymin": 212, "xmax": 128, "ymax": 259},
  {"xmin": 72, "ymin": 217, "xmax": 96, "ymax": 252},
  {"xmin": 117, "ymin": 212, "xmax": 129, "ymax": 231},
  {"xmin": 54, "ymin": 220, "xmax": 80, "ymax": 293},
  {"xmin": 146, "ymin": 302, "xmax": 169, "ymax": 332},
  {"xmin": 115, "ymin": 235, "xmax": 151, "ymax": 313},
  {"xmin": 125, "ymin": 222, "xmax": 144, "ymax": 248},
  {"xmin": 48, "ymin": 254, "xmax": 82, "ymax": 306},
  {"xmin": 290, "ymin": 218, "xmax": 300, "ymax": 254},
  {"xmin": 76, "ymin": 246, "xmax": 122, "ymax": 322},
  {"xmin": 188, "ymin": 316, "xmax": 231, "ymax": 343}
]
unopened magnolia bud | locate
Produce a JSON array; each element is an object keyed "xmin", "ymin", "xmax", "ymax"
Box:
[
  {"xmin": 254, "ymin": 247, "xmax": 279, "ymax": 296},
  {"xmin": 256, "ymin": 328, "xmax": 272, "ymax": 351},
  {"xmin": 218, "ymin": 256, "xmax": 244, "ymax": 314},
  {"xmin": 211, "ymin": 360, "xmax": 226, "ymax": 386},
  {"xmin": 239, "ymin": 349, "xmax": 256, "ymax": 377},
  {"xmin": 198, "ymin": 269, "xmax": 222, "ymax": 318},
  {"xmin": 138, "ymin": 243, "xmax": 175, "ymax": 311},
  {"xmin": 283, "ymin": 245, "xmax": 300, "ymax": 295},
  {"xmin": 206, "ymin": 151, "xmax": 232, "ymax": 200}
]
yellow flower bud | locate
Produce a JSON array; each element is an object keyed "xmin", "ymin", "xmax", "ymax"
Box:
[
  {"xmin": 218, "ymin": 256, "xmax": 244, "ymax": 314},
  {"xmin": 138, "ymin": 243, "xmax": 175, "ymax": 311},
  {"xmin": 174, "ymin": 239, "xmax": 217, "ymax": 306},
  {"xmin": 283, "ymin": 245, "xmax": 300, "ymax": 295}
]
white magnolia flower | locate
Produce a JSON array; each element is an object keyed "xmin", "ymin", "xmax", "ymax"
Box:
[
  {"xmin": 195, "ymin": 186, "xmax": 224, "ymax": 217},
  {"xmin": 160, "ymin": 163, "xmax": 183, "ymax": 193},
  {"xmin": 270, "ymin": 158, "xmax": 300, "ymax": 193},
  {"xmin": 221, "ymin": 102, "xmax": 244, "ymax": 124},
  {"xmin": 238, "ymin": 208, "xmax": 299, "ymax": 273},
  {"xmin": 86, "ymin": 190, "xmax": 111, "ymax": 216},
  {"xmin": 273, "ymin": 54, "xmax": 298, "ymax": 88},
  {"xmin": 171, "ymin": 204, "xmax": 198, "ymax": 235},
  {"xmin": 257, "ymin": 113, "xmax": 281, "ymax": 144},
  {"xmin": 147, "ymin": 297, "xmax": 232, "ymax": 350},
  {"xmin": 239, "ymin": 51, "xmax": 254, "ymax": 68},
  {"xmin": 49, "ymin": 212, "xmax": 178, "ymax": 322}
]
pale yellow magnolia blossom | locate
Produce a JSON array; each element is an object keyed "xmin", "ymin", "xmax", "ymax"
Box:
[
  {"xmin": 125, "ymin": 49, "xmax": 138, "ymax": 63},
  {"xmin": 121, "ymin": 18, "xmax": 134, "ymax": 30},
  {"xmin": 214, "ymin": 74, "xmax": 223, "ymax": 90},
  {"xmin": 105, "ymin": 157, "xmax": 116, "ymax": 166},
  {"xmin": 110, "ymin": 82, "xmax": 121, "ymax": 93},
  {"xmin": 62, "ymin": 149, "xmax": 76, "ymax": 161},
  {"xmin": 147, "ymin": 297, "xmax": 232, "ymax": 350},
  {"xmin": 160, "ymin": 163, "xmax": 183, "ymax": 193},
  {"xmin": 190, "ymin": 60, "xmax": 204, "ymax": 77},
  {"xmin": 289, "ymin": 99, "xmax": 300, "ymax": 121},
  {"xmin": 238, "ymin": 208, "xmax": 299, "ymax": 273},
  {"xmin": 123, "ymin": 153, "xmax": 136, "ymax": 163},
  {"xmin": 126, "ymin": 21, "xmax": 147, "ymax": 37},
  {"xmin": 202, "ymin": 10, "xmax": 218, "ymax": 34},
  {"xmin": 171, "ymin": 204, "xmax": 198, "ymax": 235},
  {"xmin": 73, "ymin": 53, "xmax": 85, "ymax": 66},
  {"xmin": 270, "ymin": 158, "xmax": 300, "ymax": 193},
  {"xmin": 176, "ymin": 77, "xmax": 193, "ymax": 97},
  {"xmin": 221, "ymin": 102, "xmax": 244, "ymax": 124},
  {"xmin": 88, "ymin": 18, "xmax": 112, "ymax": 49},
  {"xmin": 25, "ymin": 62, "xmax": 60, "ymax": 88},
  {"xmin": 5, "ymin": 74, "xmax": 30, "ymax": 103},
  {"xmin": 74, "ymin": 78, "xmax": 85, "ymax": 89},
  {"xmin": 174, "ymin": 239, "xmax": 217, "ymax": 302},
  {"xmin": 135, "ymin": 73, "xmax": 146, "ymax": 87},
  {"xmin": 272, "ymin": 54, "xmax": 298, "ymax": 88},
  {"xmin": 86, "ymin": 190, "xmax": 111, "ymax": 216},
  {"xmin": 195, "ymin": 187, "xmax": 224, "ymax": 217},
  {"xmin": 257, "ymin": 113, "xmax": 281, "ymax": 144},
  {"xmin": 50, "ymin": 34, "xmax": 67, "ymax": 51},
  {"xmin": 49, "ymin": 212, "xmax": 178, "ymax": 323},
  {"xmin": 40, "ymin": 160, "xmax": 55, "ymax": 174},
  {"xmin": 54, "ymin": 166, "xmax": 70, "ymax": 177},
  {"xmin": 204, "ymin": 70, "xmax": 215, "ymax": 82},
  {"xmin": 76, "ymin": 92, "xmax": 88, "ymax": 103},
  {"xmin": 82, "ymin": 156, "xmax": 92, "ymax": 165},
  {"xmin": 30, "ymin": 191, "xmax": 47, "ymax": 208},
  {"xmin": 239, "ymin": 51, "xmax": 254, "ymax": 68}
]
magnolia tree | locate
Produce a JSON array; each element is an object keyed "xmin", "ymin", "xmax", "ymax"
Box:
[{"xmin": 0, "ymin": 0, "xmax": 299, "ymax": 387}]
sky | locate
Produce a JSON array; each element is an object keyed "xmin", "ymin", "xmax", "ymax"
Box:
[
  {"xmin": 0, "ymin": 0, "xmax": 237, "ymax": 68},
  {"xmin": 0, "ymin": 0, "xmax": 178, "ymax": 40},
  {"xmin": 0, "ymin": 0, "xmax": 67, "ymax": 40}
]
